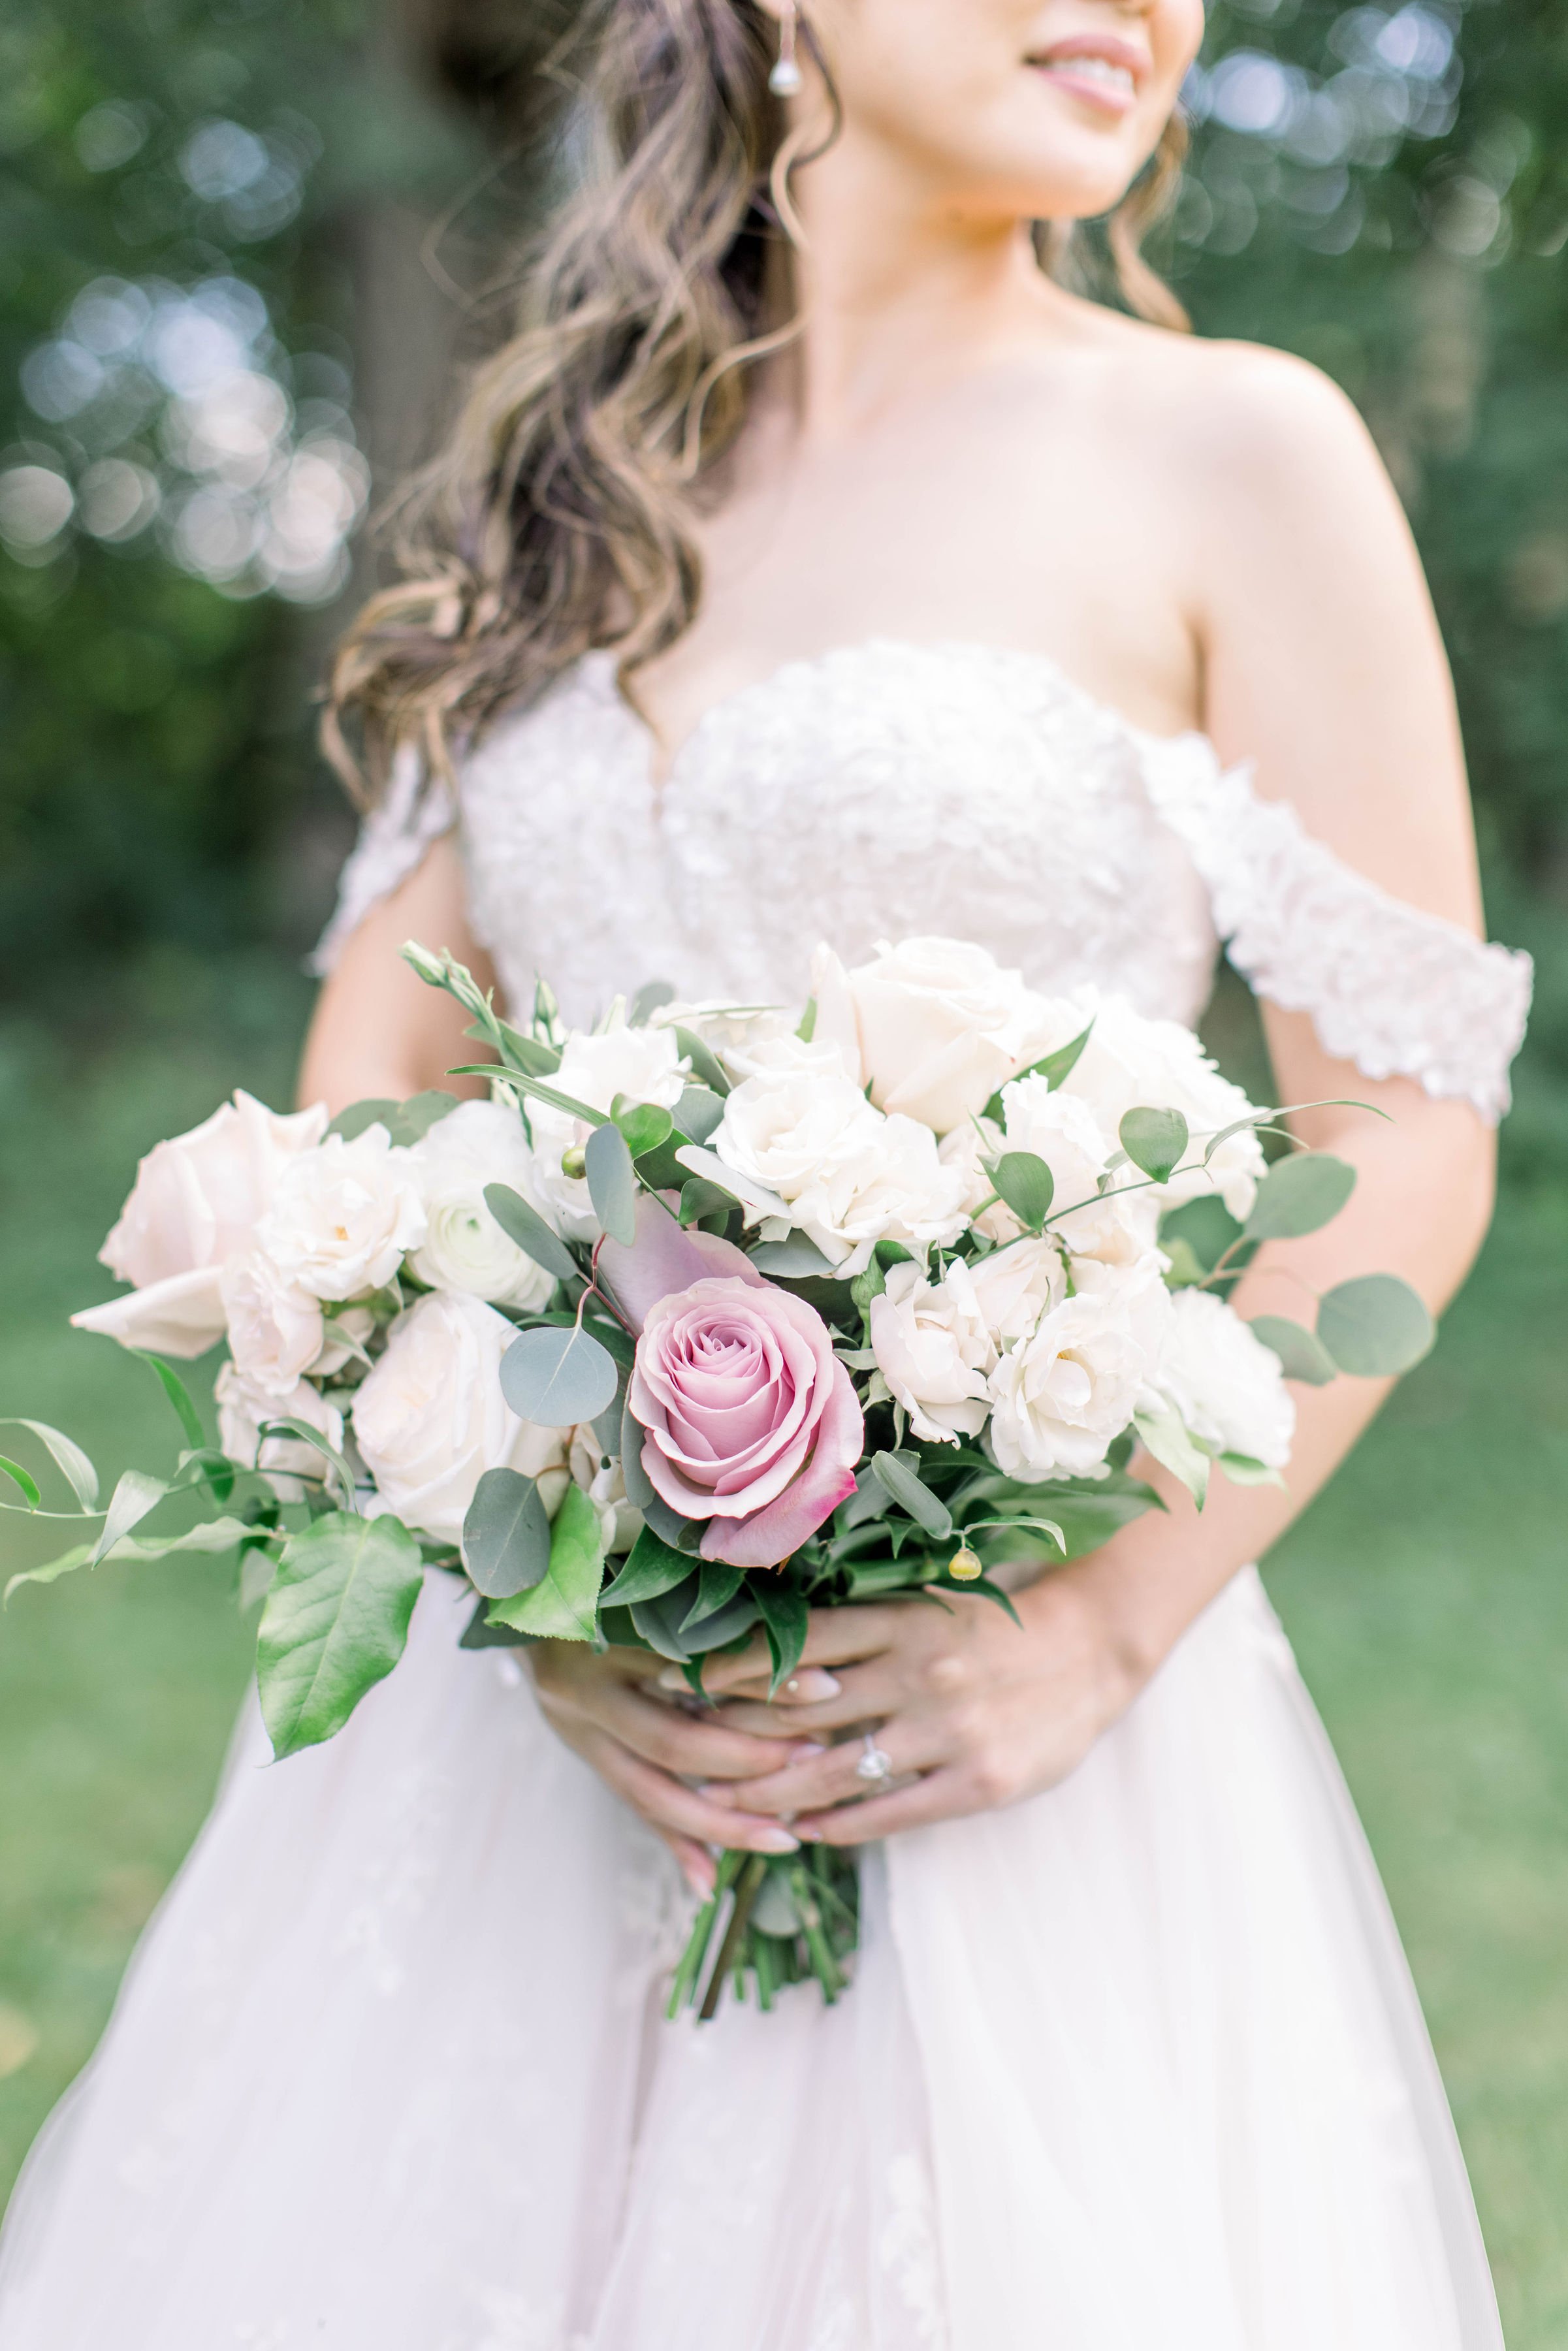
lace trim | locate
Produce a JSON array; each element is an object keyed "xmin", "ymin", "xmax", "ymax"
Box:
[
  {"xmin": 308, "ymin": 744, "xmax": 456, "ymax": 976},
  {"xmin": 1139, "ymin": 734, "xmax": 1533, "ymax": 1123}
]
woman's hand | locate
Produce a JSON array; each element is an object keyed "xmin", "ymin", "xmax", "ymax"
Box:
[
  {"xmin": 669, "ymin": 1567, "xmax": 1136, "ymax": 1847},
  {"xmin": 527, "ymin": 1639, "xmax": 822, "ymax": 1895}
]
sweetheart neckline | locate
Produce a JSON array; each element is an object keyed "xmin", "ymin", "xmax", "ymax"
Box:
[{"xmin": 569, "ymin": 635, "xmax": 1214, "ymax": 802}]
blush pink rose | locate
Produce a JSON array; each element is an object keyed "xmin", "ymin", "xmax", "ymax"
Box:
[{"xmin": 630, "ymin": 1276, "xmax": 863, "ymax": 1570}]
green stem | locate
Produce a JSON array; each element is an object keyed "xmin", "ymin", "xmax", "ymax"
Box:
[{"xmin": 699, "ymin": 1852, "xmax": 767, "ymax": 2022}]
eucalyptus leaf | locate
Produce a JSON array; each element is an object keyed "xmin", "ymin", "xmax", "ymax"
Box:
[
  {"xmin": 1317, "ymin": 1275, "xmax": 1435, "ymax": 1377},
  {"xmin": 747, "ymin": 1237, "xmax": 838, "ymax": 1278},
  {"xmin": 620, "ymin": 1403, "xmax": 656, "ymax": 1509},
  {"xmin": 1249, "ymin": 1314, "xmax": 1338, "ymax": 1386},
  {"xmin": 639, "ymin": 1490, "xmax": 709, "ymax": 1552},
  {"xmin": 870, "ymin": 1451, "xmax": 953, "ymax": 1539},
  {"xmin": 483, "ymin": 1185, "xmax": 579, "ymax": 1283},
  {"xmin": 612, "ymin": 1100, "xmax": 674, "ymax": 1160},
  {"xmin": 584, "ymin": 1119, "xmax": 639, "ymax": 1246},
  {"xmin": 990, "ymin": 1151, "xmax": 1054, "ymax": 1231},
  {"xmin": 257, "ymin": 1511, "xmax": 424, "ymax": 1757},
  {"xmin": 1132, "ymin": 1405, "xmax": 1210, "ymax": 1509},
  {"xmin": 1159, "ymin": 1194, "xmax": 1245, "ymax": 1276},
  {"xmin": 485, "ymin": 1484, "xmax": 605, "ymax": 1642},
  {"xmin": 679, "ymin": 1178, "xmax": 738, "ymax": 1228},
  {"xmin": 754, "ymin": 1580, "xmax": 810, "ymax": 1691},
  {"xmin": 673, "ymin": 1085, "xmax": 726, "ymax": 1145},
  {"xmin": 462, "ymin": 1468, "xmax": 552, "ymax": 1598},
  {"xmin": 1119, "ymin": 1106, "xmax": 1190, "ymax": 1184},
  {"xmin": 1244, "ymin": 1152, "xmax": 1357, "ymax": 1241},
  {"xmin": 601, "ymin": 1524, "xmax": 696, "ymax": 1610},
  {"xmin": 630, "ymin": 978, "xmax": 677, "ymax": 1025},
  {"xmin": 673, "ymin": 1027, "xmax": 731, "ymax": 1096},
  {"xmin": 325, "ymin": 1097, "xmax": 398, "ymax": 1143},
  {"xmin": 0, "ymin": 1420, "xmax": 99, "ymax": 1512},
  {"xmin": 500, "ymin": 1324, "xmax": 620, "ymax": 1426}
]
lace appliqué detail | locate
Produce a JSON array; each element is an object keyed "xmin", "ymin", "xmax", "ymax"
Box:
[
  {"xmin": 1140, "ymin": 734, "xmax": 1533, "ymax": 1123},
  {"xmin": 309, "ymin": 744, "xmax": 455, "ymax": 976}
]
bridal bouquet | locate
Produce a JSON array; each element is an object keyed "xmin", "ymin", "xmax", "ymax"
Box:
[{"xmin": 5, "ymin": 935, "xmax": 1435, "ymax": 2017}]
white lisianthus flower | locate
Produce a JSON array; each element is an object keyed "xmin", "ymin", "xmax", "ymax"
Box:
[
  {"xmin": 869, "ymin": 1258, "xmax": 995, "ymax": 1445},
  {"xmin": 652, "ymin": 999, "xmax": 803, "ymax": 1083},
  {"xmin": 568, "ymin": 1426, "xmax": 641, "ymax": 1553},
  {"xmin": 985, "ymin": 1287, "xmax": 1152, "ymax": 1482},
  {"xmin": 72, "ymin": 1091, "xmax": 329, "ymax": 1359},
  {"xmin": 526, "ymin": 1020, "xmax": 689, "ymax": 1242},
  {"xmin": 967, "ymin": 1235, "xmax": 1069, "ymax": 1349},
  {"xmin": 1061, "ymin": 990, "xmax": 1266, "ymax": 1219},
  {"xmin": 259, "ymin": 1126, "xmax": 426, "ymax": 1303},
  {"xmin": 220, "ymin": 1251, "xmax": 326, "ymax": 1398},
  {"xmin": 1151, "ymin": 1288, "xmax": 1296, "ymax": 1468},
  {"xmin": 407, "ymin": 1100, "xmax": 556, "ymax": 1311},
  {"xmin": 712, "ymin": 1069, "xmax": 969, "ymax": 1271},
  {"xmin": 845, "ymin": 936, "xmax": 1080, "ymax": 1136},
  {"xmin": 215, "ymin": 1363, "xmax": 344, "ymax": 1503},
  {"xmin": 351, "ymin": 1290, "xmax": 569, "ymax": 1545}
]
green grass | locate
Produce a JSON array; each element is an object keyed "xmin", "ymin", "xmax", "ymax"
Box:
[{"xmin": 0, "ymin": 967, "xmax": 1564, "ymax": 2344}]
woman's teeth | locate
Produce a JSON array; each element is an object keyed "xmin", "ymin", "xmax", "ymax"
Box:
[{"xmin": 1044, "ymin": 57, "xmax": 1136, "ymax": 95}]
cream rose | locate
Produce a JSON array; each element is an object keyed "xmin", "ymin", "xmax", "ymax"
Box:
[
  {"xmin": 985, "ymin": 1287, "xmax": 1151, "ymax": 1482},
  {"xmin": 215, "ymin": 1364, "xmax": 344, "ymax": 1504},
  {"xmin": 219, "ymin": 1251, "xmax": 326, "ymax": 1398},
  {"xmin": 869, "ymin": 1258, "xmax": 994, "ymax": 1445},
  {"xmin": 845, "ymin": 936, "xmax": 1078, "ymax": 1136},
  {"xmin": 407, "ymin": 1100, "xmax": 556, "ymax": 1310},
  {"xmin": 259, "ymin": 1126, "xmax": 426, "ymax": 1303},
  {"xmin": 72, "ymin": 1091, "xmax": 328, "ymax": 1358},
  {"xmin": 1151, "ymin": 1288, "xmax": 1296, "ymax": 1468},
  {"xmin": 350, "ymin": 1290, "xmax": 569, "ymax": 1544},
  {"xmin": 525, "ymin": 1020, "xmax": 689, "ymax": 1242},
  {"xmin": 1061, "ymin": 990, "xmax": 1266, "ymax": 1220},
  {"xmin": 967, "ymin": 1235, "xmax": 1069, "ymax": 1349},
  {"xmin": 999, "ymin": 1076, "xmax": 1160, "ymax": 1265}
]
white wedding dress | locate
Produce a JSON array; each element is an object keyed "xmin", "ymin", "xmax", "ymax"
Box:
[{"xmin": 0, "ymin": 640, "xmax": 1532, "ymax": 2350}]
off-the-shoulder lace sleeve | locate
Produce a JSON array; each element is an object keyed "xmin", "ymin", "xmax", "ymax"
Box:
[
  {"xmin": 308, "ymin": 744, "xmax": 456, "ymax": 976},
  {"xmin": 1138, "ymin": 732, "xmax": 1532, "ymax": 1123}
]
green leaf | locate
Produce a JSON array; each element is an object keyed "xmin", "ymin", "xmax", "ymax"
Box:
[
  {"xmin": 1249, "ymin": 1314, "xmax": 1338, "ymax": 1386},
  {"xmin": 1317, "ymin": 1275, "xmax": 1435, "ymax": 1378},
  {"xmin": 1159, "ymin": 1235, "xmax": 1209, "ymax": 1289},
  {"xmin": 679, "ymin": 1178, "xmax": 736, "ymax": 1228},
  {"xmin": 960, "ymin": 1514, "xmax": 1066, "ymax": 1552},
  {"xmin": 474, "ymin": 1019, "xmax": 560, "ymax": 1077},
  {"xmin": 601, "ymin": 1524, "xmax": 696, "ymax": 1610},
  {"xmin": 748, "ymin": 1237, "xmax": 837, "ymax": 1278},
  {"xmin": 630, "ymin": 979, "xmax": 677, "ymax": 1025},
  {"xmin": 178, "ymin": 1445, "xmax": 236, "ymax": 1503},
  {"xmin": 325, "ymin": 1097, "xmax": 399, "ymax": 1142},
  {"xmin": 754, "ymin": 1579, "xmax": 810, "ymax": 1692},
  {"xmin": 0, "ymin": 1419, "xmax": 100, "ymax": 1511},
  {"xmin": 585, "ymin": 1119, "xmax": 638, "ymax": 1246},
  {"xmin": 1244, "ymin": 1153, "xmax": 1357, "ymax": 1241},
  {"xmin": 680, "ymin": 1559, "xmax": 744, "ymax": 1633},
  {"xmin": 1159, "ymin": 1194, "xmax": 1245, "ymax": 1276},
  {"xmin": 483, "ymin": 1184, "xmax": 579, "ymax": 1283},
  {"xmin": 629, "ymin": 1573, "xmax": 705, "ymax": 1659},
  {"xmin": 384, "ymin": 1089, "xmax": 462, "ymax": 1146},
  {"xmin": 257, "ymin": 1511, "xmax": 425, "ymax": 1757},
  {"xmin": 444, "ymin": 1066, "xmax": 609, "ymax": 1127},
  {"xmin": 131, "ymin": 1350, "xmax": 206, "ymax": 1452},
  {"xmin": 674, "ymin": 1144, "xmax": 788, "ymax": 1223},
  {"xmin": 10, "ymin": 1514, "xmax": 266, "ymax": 1601},
  {"xmin": 500, "ymin": 1324, "xmax": 620, "ymax": 1426},
  {"xmin": 257, "ymin": 1416, "xmax": 357, "ymax": 1509},
  {"xmin": 870, "ymin": 1450, "xmax": 953, "ymax": 1539},
  {"xmin": 486, "ymin": 1484, "xmax": 606, "ymax": 1642},
  {"xmin": 462, "ymin": 1468, "xmax": 552, "ymax": 1598},
  {"xmin": 89, "ymin": 1469, "xmax": 170, "ymax": 1568},
  {"xmin": 1132, "ymin": 1405, "xmax": 1211, "ymax": 1509},
  {"xmin": 0, "ymin": 1457, "xmax": 41, "ymax": 1509},
  {"xmin": 982, "ymin": 1020, "xmax": 1095, "ymax": 1121},
  {"xmin": 613, "ymin": 1100, "xmax": 674, "ymax": 1160},
  {"xmin": 1119, "ymin": 1106, "xmax": 1190, "ymax": 1184},
  {"xmin": 1219, "ymin": 1453, "xmax": 1288, "ymax": 1488},
  {"xmin": 680, "ymin": 1589, "xmax": 761, "ymax": 1654},
  {"xmin": 673, "ymin": 1085, "xmax": 726, "ymax": 1145},
  {"xmin": 673, "ymin": 1027, "xmax": 731, "ymax": 1096},
  {"xmin": 989, "ymin": 1149, "xmax": 1055, "ymax": 1230}
]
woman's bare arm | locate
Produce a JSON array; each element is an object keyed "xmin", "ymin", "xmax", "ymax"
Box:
[{"xmin": 296, "ymin": 837, "xmax": 498, "ymax": 1117}]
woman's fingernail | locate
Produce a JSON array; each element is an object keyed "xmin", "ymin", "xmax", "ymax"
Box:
[
  {"xmin": 780, "ymin": 1669, "xmax": 840, "ymax": 1701},
  {"xmin": 795, "ymin": 1823, "xmax": 824, "ymax": 1843},
  {"xmin": 684, "ymin": 1861, "xmax": 716, "ymax": 1898},
  {"xmin": 756, "ymin": 1828, "xmax": 800, "ymax": 1853},
  {"xmin": 656, "ymin": 1666, "xmax": 688, "ymax": 1692},
  {"xmin": 792, "ymin": 1741, "xmax": 827, "ymax": 1759}
]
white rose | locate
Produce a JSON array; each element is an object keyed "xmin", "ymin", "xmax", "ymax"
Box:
[
  {"xmin": 72, "ymin": 1091, "xmax": 328, "ymax": 1359},
  {"xmin": 407, "ymin": 1100, "xmax": 556, "ymax": 1311},
  {"xmin": 1061, "ymin": 991, "xmax": 1266, "ymax": 1219},
  {"xmin": 259, "ymin": 1126, "xmax": 426, "ymax": 1303},
  {"xmin": 652, "ymin": 999, "xmax": 805, "ymax": 1083},
  {"xmin": 846, "ymin": 936, "xmax": 1080, "ymax": 1136},
  {"xmin": 937, "ymin": 1115, "xmax": 1017, "ymax": 1243},
  {"xmin": 215, "ymin": 1364, "xmax": 344, "ymax": 1504},
  {"xmin": 350, "ymin": 1290, "xmax": 569, "ymax": 1544},
  {"xmin": 1151, "ymin": 1288, "xmax": 1296, "ymax": 1469},
  {"xmin": 869, "ymin": 1258, "xmax": 994, "ymax": 1445},
  {"xmin": 967, "ymin": 1235, "xmax": 1068, "ymax": 1349},
  {"xmin": 526, "ymin": 1021, "xmax": 689, "ymax": 1243},
  {"xmin": 220, "ymin": 1251, "xmax": 326, "ymax": 1398},
  {"xmin": 716, "ymin": 1072, "xmax": 970, "ymax": 1273},
  {"xmin": 985, "ymin": 1287, "xmax": 1151, "ymax": 1482}
]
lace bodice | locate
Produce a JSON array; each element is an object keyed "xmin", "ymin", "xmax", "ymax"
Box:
[{"xmin": 315, "ymin": 637, "xmax": 1531, "ymax": 1121}]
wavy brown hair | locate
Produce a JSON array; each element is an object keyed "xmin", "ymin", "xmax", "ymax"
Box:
[{"xmin": 326, "ymin": 0, "xmax": 1189, "ymax": 801}]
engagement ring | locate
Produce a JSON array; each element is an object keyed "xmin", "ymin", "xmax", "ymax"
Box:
[{"xmin": 857, "ymin": 1734, "xmax": 893, "ymax": 1783}]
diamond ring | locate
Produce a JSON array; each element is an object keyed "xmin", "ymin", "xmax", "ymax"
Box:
[{"xmin": 856, "ymin": 1733, "xmax": 893, "ymax": 1783}]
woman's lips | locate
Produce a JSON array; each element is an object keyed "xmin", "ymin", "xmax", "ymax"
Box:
[{"xmin": 1028, "ymin": 40, "xmax": 1144, "ymax": 116}]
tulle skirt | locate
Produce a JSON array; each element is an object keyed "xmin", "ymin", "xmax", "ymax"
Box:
[{"xmin": 0, "ymin": 1567, "xmax": 1501, "ymax": 2350}]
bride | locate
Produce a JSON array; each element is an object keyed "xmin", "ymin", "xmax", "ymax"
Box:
[{"xmin": 0, "ymin": 1, "xmax": 1531, "ymax": 2344}]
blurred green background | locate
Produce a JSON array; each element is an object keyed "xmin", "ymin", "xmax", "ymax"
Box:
[{"xmin": 1, "ymin": 0, "xmax": 1565, "ymax": 2335}]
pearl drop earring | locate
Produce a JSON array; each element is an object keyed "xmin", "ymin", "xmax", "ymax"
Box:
[{"xmin": 769, "ymin": 4, "xmax": 803, "ymax": 95}]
